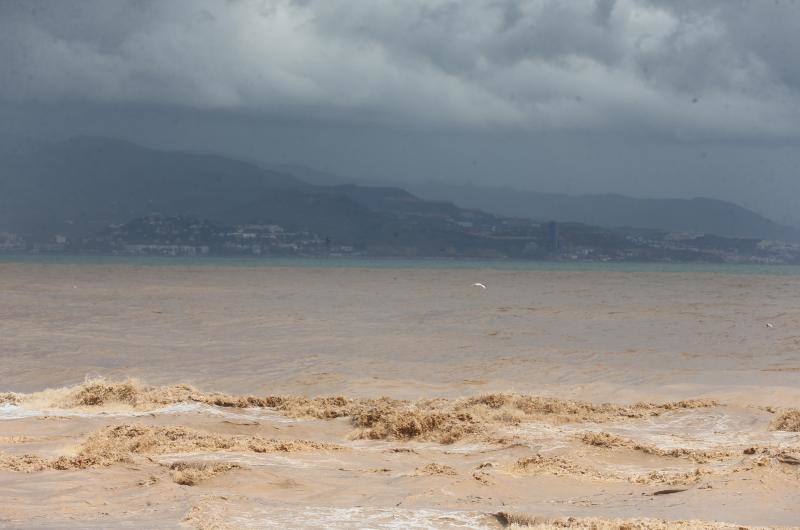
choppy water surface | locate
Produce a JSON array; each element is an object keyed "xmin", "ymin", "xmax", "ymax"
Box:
[{"xmin": 1, "ymin": 260, "xmax": 799, "ymax": 528}]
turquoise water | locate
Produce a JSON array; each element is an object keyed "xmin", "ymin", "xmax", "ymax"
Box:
[{"xmin": 2, "ymin": 253, "xmax": 800, "ymax": 275}]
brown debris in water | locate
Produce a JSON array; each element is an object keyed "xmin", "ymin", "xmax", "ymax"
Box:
[
  {"xmin": 513, "ymin": 453, "xmax": 714, "ymax": 485},
  {"xmin": 64, "ymin": 380, "xmax": 198, "ymax": 408},
  {"xmin": 579, "ymin": 432, "xmax": 734, "ymax": 463},
  {"xmin": 201, "ymin": 393, "xmax": 476, "ymax": 445},
  {"xmin": 414, "ymin": 463, "xmax": 457, "ymax": 476},
  {"xmin": 0, "ymin": 452, "xmax": 52, "ymax": 473},
  {"xmin": 0, "ymin": 392, "xmax": 20, "ymax": 406},
  {"xmin": 581, "ymin": 431, "xmax": 638, "ymax": 448},
  {"xmin": 6, "ymin": 380, "xmax": 720, "ymax": 444},
  {"xmin": 168, "ymin": 461, "xmax": 240, "ymax": 486},
  {"xmin": 0, "ymin": 424, "xmax": 342, "ymax": 472},
  {"xmin": 72, "ymin": 424, "xmax": 341, "ymax": 466},
  {"xmin": 769, "ymin": 409, "xmax": 800, "ymax": 432},
  {"xmin": 457, "ymin": 394, "xmax": 717, "ymax": 424},
  {"xmin": 494, "ymin": 512, "xmax": 750, "ymax": 529},
  {"xmin": 0, "ymin": 435, "xmax": 41, "ymax": 444},
  {"xmin": 205, "ymin": 392, "xmax": 678, "ymax": 444},
  {"xmin": 741, "ymin": 447, "xmax": 800, "ymax": 467},
  {"xmin": 332, "ymin": 394, "xmax": 715, "ymax": 444},
  {"xmin": 632, "ymin": 468, "xmax": 712, "ymax": 486},
  {"xmin": 386, "ymin": 447, "xmax": 418, "ymax": 454},
  {"xmin": 776, "ymin": 451, "xmax": 800, "ymax": 466},
  {"xmin": 351, "ymin": 403, "xmax": 480, "ymax": 444},
  {"xmin": 183, "ymin": 497, "xmax": 235, "ymax": 530},
  {"xmin": 202, "ymin": 393, "xmax": 374, "ymax": 419},
  {"xmin": 513, "ymin": 454, "xmax": 611, "ymax": 480}
]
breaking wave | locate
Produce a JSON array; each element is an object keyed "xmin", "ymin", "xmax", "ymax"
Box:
[{"xmin": 0, "ymin": 379, "xmax": 723, "ymax": 444}]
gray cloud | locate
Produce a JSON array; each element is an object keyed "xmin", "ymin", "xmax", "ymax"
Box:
[
  {"xmin": 1, "ymin": 0, "xmax": 799, "ymax": 136},
  {"xmin": 1, "ymin": 0, "xmax": 799, "ymax": 226}
]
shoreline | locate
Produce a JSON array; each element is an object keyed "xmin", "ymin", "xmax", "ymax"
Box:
[{"xmin": 3, "ymin": 253, "xmax": 800, "ymax": 275}]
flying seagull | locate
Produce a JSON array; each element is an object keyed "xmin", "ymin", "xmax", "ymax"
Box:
[{"xmin": 472, "ymin": 283, "xmax": 487, "ymax": 289}]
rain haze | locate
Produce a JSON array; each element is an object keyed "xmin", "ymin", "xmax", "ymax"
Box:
[{"xmin": 1, "ymin": 0, "xmax": 799, "ymax": 224}]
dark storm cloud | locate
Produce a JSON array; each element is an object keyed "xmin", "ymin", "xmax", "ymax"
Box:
[
  {"xmin": 1, "ymin": 0, "xmax": 799, "ymax": 136},
  {"xmin": 1, "ymin": 0, "xmax": 799, "ymax": 226}
]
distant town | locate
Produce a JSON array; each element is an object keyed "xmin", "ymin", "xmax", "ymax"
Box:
[{"xmin": 3, "ymin": 213, "xmax": 800, "ymax": 265}]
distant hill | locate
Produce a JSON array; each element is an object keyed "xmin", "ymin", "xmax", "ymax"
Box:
[
  {"xmin": 261, "ymin": 164, "xmax": 800, "ymax": 241},
  {"xmin": 405, "ymin": 184, "xmax": 800, "ymax": 242},
  {"xmin": 268, "ymin": 163, "xmax": 365, "ymax": 186},
  {"xmin": 0, "ymin": 137, "xmax": 310, "ymax": 238},
  {"xmin": 0, "ymin": 137, "xmax": 498, "ymax": 253},
  {"xmin": 3, "ymin": 137, "xmax": 798, "ymax": 264}
]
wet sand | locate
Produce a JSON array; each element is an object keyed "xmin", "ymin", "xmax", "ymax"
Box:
[{"xmin": 1, "ymin": 262, "xmax": 799, "ymax": 528}]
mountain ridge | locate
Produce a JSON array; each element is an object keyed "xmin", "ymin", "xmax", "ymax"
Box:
[
  {"xmin": 1, "ymin": 136, "xmax": 797, "ymax": 252},
  {"xmin": 405, "ymin": 183, "xmax": 800, "ymax": 241},
  {"xmin": 267, "ymin": 162, "xmax": 799, "ymax": 241}
]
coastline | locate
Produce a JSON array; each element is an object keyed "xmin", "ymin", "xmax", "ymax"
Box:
[{"xmin": 4, "ymin": 252, "xmax": 800, "ymax": 276}]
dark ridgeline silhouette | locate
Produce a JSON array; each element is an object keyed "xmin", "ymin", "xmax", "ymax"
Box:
[{"xmin": 1, "ymin": 137, "xmax": 798, "ymax": 263}]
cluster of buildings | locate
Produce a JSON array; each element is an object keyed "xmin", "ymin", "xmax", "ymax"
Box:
[
  {"xmin": 3, "ymin": 214, "xmax": 800, "ymax": 264},
  {"xmin": 99, "ymin": 216, "xmax": 358, "ymax": 257},
  {"xmin": 622, "ymin": 231, "xmax": 800, "ymax": 264},
  {"xmin": 0, "ymin": 232, "xmax": 25, "ymax": 252},
  {"xmin": 0, "ymin": 232, "xmax": 69, "ymax": 253}
]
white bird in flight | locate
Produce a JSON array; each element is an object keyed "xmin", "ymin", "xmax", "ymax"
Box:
[{"xmin": 472, "ymin": 282, "xmax": 487, "ymax": 289}]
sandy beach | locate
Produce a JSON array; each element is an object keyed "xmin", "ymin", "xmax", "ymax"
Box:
[{"xmin": 1, "ymin": 261, "xmax": 799, "ymax": 528}]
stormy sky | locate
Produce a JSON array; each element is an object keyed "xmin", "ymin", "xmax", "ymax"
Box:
[{"xmin": 1, "ymin": 0, "xmax": 799, "ymax": 225}]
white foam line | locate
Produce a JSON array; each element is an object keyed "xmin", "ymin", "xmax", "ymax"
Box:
[
  {"xmin": 504, "ymin": 411, "xmax": 800, "ymax": 451},
  {"xmin": 0, "ymin": 402, "xmax": 300, "ymax": 423},
  {"xmin": 221, "ymin": 505, "xmax": 490, "ymax": 529},
  {"xmin": 343, "ymin": 439, "xmax": 494, "ymax": 454},
  {"xmin": 0, "ymin": 403, "xmax": 42, "ymax": 419},
  {"xmin": 155, "ymin": 451, "xmax": 347, "ymax": 470}
]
